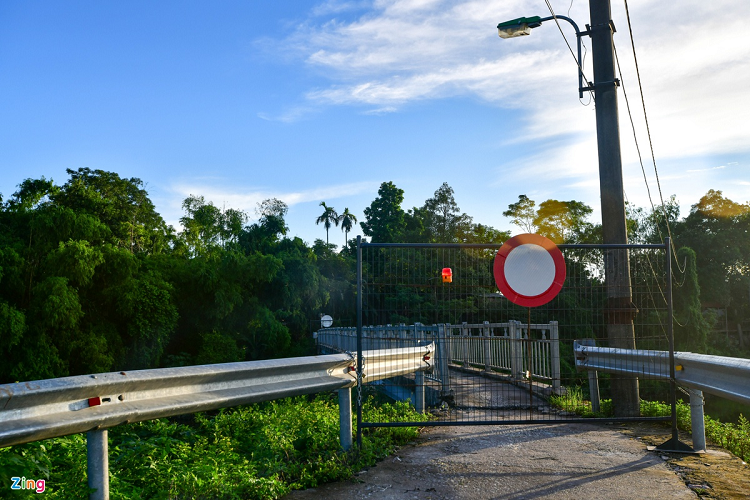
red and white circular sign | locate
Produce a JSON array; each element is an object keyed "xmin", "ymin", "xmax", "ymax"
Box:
[{"xmin": 493, "ymin": 233, "xmax": 566, "ymax": 307}]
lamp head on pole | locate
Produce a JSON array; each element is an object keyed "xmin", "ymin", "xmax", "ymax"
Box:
[{"xmin": 497, "ymin": 16, "xmax": 542, "ymax": 38}]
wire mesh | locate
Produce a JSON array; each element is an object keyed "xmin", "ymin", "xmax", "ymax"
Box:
[{"xmin": 341, "ymin": 242, "xmax": 674, "ymax": 427}]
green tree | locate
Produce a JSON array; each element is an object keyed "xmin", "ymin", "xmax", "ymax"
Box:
[
  {"xmin": 178, "ymin": 196, "xmax": 247, "ymax": 256},
  {"xmin": 256, "ymin": 198, "xmax": 288, "ymax": 238},
  {"xmin": 338, "ymin": 208, "xmax": 358, "ymax": 246},
  {"xmin": 533, "ymin": 199, "xmax": 594, "ymax": 244},
  {"xmin": 53, "ymin": 168, "xmax": 171, "ymax": 254},
  {"xmin": 673, "ymin": 247, "xmax": 711, "ymax": 352},
  {"xmin": 421, "ymin": 182, "xmax": 473, "ymax": 243},
  {"xmin": 361, "ymin": 182, "xmax": 406, "ymax": 243},
  {"xmin": 315, "ymin": 202, "xmax": 339, "ymax": 245},
  {"xmin": 676, "ymin": 190, "xmax": 750, "ymax": 320},
  {"xmin": 503, "ymin": 195, "xmax": 537, "ymax": 234}
]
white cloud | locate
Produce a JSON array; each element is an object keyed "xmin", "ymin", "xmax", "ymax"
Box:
[
  {"xmin": 260, "ymin": 0, "xmax": 750, "ymax": 220},
  {"xmin": 161, "ymin": 179, "xmax": 379, "ymax": 232},
  {"xmin": 170, "ymin": 180, "xmax": 378, "ymax": 212},
  {"xmin": 269, "ymin": 0, "xmax": 750, "ymax": 156},
  {"xmin": 687, "ymin": 166, "xmax": 726, "ymax": 173}
]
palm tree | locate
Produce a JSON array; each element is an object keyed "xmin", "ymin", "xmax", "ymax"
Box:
[
  {"xmin": 339, "ymin": 208, "xmax": 358, "ymax": 247},
  {"xmin": 315, "ymin": 201, "xmax": 339, "ymax": 245}
]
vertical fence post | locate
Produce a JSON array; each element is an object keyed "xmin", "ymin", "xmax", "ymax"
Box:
[
  {"xmin": 483, "ymin": 321, "xmax": 491, "ymax": 372},
  {"xmin": 87, "ymin": 429, "xmax": 109, "ymax": 500},
  {"xmin": 461, "ymin": 323, "xmax": 469, "ymax": 366},
  {"xmin": 551, "ymin": 321, "xmax": 561, "ymax": 394},
  {"xmin": 356, "ymin": 235, "xmax": 363, "ymax": 449},
  {"xmin": 510, "ymin": 321, "xmax": 521, "ymax": 380},
  {"xmin": 689, "ymin": 389, "xmax": 706, "ymax": 452},
  {"xmin": 338, "ymin": 388, "xmax": 353, "ymax": 451},
  {"xmin": 437, "ymin": 324, "xmax": 452, "ymax": 401}
]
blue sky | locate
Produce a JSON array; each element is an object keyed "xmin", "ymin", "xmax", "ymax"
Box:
[{"xmin": 1, "ymin": 0, "xmax": 748, "ymax": 248}]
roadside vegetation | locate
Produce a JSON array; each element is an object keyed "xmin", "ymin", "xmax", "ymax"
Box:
[
  {"xmin": 0, "ymin": 394, "xmax": 428, "ymax": 499},
  {"xmin": 550, "ymin": 389, "xmax": 750, "ymax": 463}
]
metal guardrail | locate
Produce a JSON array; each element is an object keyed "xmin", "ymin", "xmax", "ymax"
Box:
[
  {"xmin": 0, "ymin": 344, "xmax": 434, "ymax": 449},
  {"xmin": 573, "ymin": 341, "xmax": 750, "ymax": 406},
  {"xmin": 0, "ymin": 344, "xmax": 434, "ymax": 500},
  {"xmin": 574, "ymin": 340, "xmax": 750, "ymax": 453}
]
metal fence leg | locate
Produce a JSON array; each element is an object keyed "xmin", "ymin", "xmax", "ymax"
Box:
[
  {"xmin": 689, "ymin": 389, "xmax": 706, "ymax": 452},
  {"xmin": 510, "ymin": 321, "xmax": 523, "ymax": 381},
  {"xmin": 338, "ymin": 388, "xmax": 353, "ymax": 451},
  {"xmin": 483, "ymin": 321, "xmax": 491, "ymax": 372},
  {"xmin": 415, "ymin": 371, "xmax": 425, "ymax": 414},
  {"xmin": 461, "ymin": 323, "xmax": 469, "ymax": 366},
  {"xmin": 437, "ymin": 324, "xmax": 452, "ymax": 402},
  {"xmin": 87, "ymin": 429, "xmax": 109, "ymax": 500}
]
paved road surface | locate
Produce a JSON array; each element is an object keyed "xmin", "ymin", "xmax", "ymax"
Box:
[
  {"xmin": 285, "ymin": 421, "xmax": 697, "ymax": 499},
  {"xmin": 286, "ymin": 372, "xmax": 699, "ymax": 499}
]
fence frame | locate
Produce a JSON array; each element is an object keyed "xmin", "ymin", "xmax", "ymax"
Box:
[{"xmin": 355, "ymin": 237, "xmax": 681, "ymax": 443}]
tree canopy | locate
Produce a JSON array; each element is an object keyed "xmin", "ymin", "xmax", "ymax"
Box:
[{"xmin": 1, "ymin": 169, "xmax": 747, "ymax": 384}]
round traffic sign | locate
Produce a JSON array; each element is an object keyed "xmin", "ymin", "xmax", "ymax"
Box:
[
  {"xmin": 320, "ymin": 315, "xmax": 333, "ymax": 328},
  {"xmin": 493, "ymin": 233, "xmax": 566, "ymax": 307}
]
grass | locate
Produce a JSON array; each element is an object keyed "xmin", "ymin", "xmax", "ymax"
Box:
[
  {"xmin": 0, "ymin": 393, "xmax": 429, "ymax": 499},
  {"xmin": 550, "ymin": 387, "xmax": 750, "ymax": 463}
]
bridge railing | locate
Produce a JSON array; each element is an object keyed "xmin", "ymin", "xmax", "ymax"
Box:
[
  {"xmin": 0, "ymin": 344, "xmax": 434, "ymax": 500},
  {"xmin": 316, "ymin": 321, "xmax": 561, "ymax": 394}
]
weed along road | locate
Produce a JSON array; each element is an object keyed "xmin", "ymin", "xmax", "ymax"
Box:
[{"xmin": 285, "ymin": 422, "xmax": 701, "ymax": 500}]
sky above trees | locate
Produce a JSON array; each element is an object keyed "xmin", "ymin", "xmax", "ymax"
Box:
[{"xmin": 1, "ymin": 0, "xmax": 748, "ymax": 248}]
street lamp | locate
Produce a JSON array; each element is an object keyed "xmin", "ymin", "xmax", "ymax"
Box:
[{"xmin": 497, "ymin": 15, "xmax": 587, "ymax": 98}]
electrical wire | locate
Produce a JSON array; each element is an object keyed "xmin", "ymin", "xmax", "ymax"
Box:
[
  {"xmin": 622, "ymin": 0, "xmax": 685, "ymax": 274},
  {"xmin": 543, "ymin": 0, "xmax": 595, "ymax": 103}
]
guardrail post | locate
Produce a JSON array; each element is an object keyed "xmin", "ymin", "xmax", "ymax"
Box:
[
  {"xmin": 551, "ymin": 321, "xmax": 561, "ymax": 394},
  {"xmin": 87, "ymin": 429, "xmax": 109, "ymax": 500},
  {"xmin": 689, "ymin": 389, "xmax": 706, "ymax": 452},
  {"xmin": 338, "ymin": 388, "xmax": 353, "ymax": 451},
  {"xmin": 483, "ymin": 321, "xmax": 491, "ymax": 372},
  {"xmin": 579, "ymin": 339, "xmax": 601, "ymax": 412},
  {"xmin": 415, "ymin": 370, "xmax": 425, "ymax": 414}
]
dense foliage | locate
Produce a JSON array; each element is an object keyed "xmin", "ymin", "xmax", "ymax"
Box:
[{"xmin": 0, "ymin": 394, "xmax": 427, "ymax": 499}]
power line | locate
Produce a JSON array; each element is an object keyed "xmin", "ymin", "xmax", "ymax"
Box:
[{"xmin": 621, "ymin": 0, "xmax": 685, "ymax": 273}]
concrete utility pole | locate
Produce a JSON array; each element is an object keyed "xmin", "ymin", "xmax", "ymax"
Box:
[{"xmin": 588, "ymin": 0, "xmax": 640, "ymax": 417}]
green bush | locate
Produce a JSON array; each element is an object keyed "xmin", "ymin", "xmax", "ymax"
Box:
[
  {"xmin": 550, "ymin": 388, "xmax": 750, "ymax": 463},
  {"xmin": 0, "ymin": 393, "xmax": 428, "ymax": 499}
]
